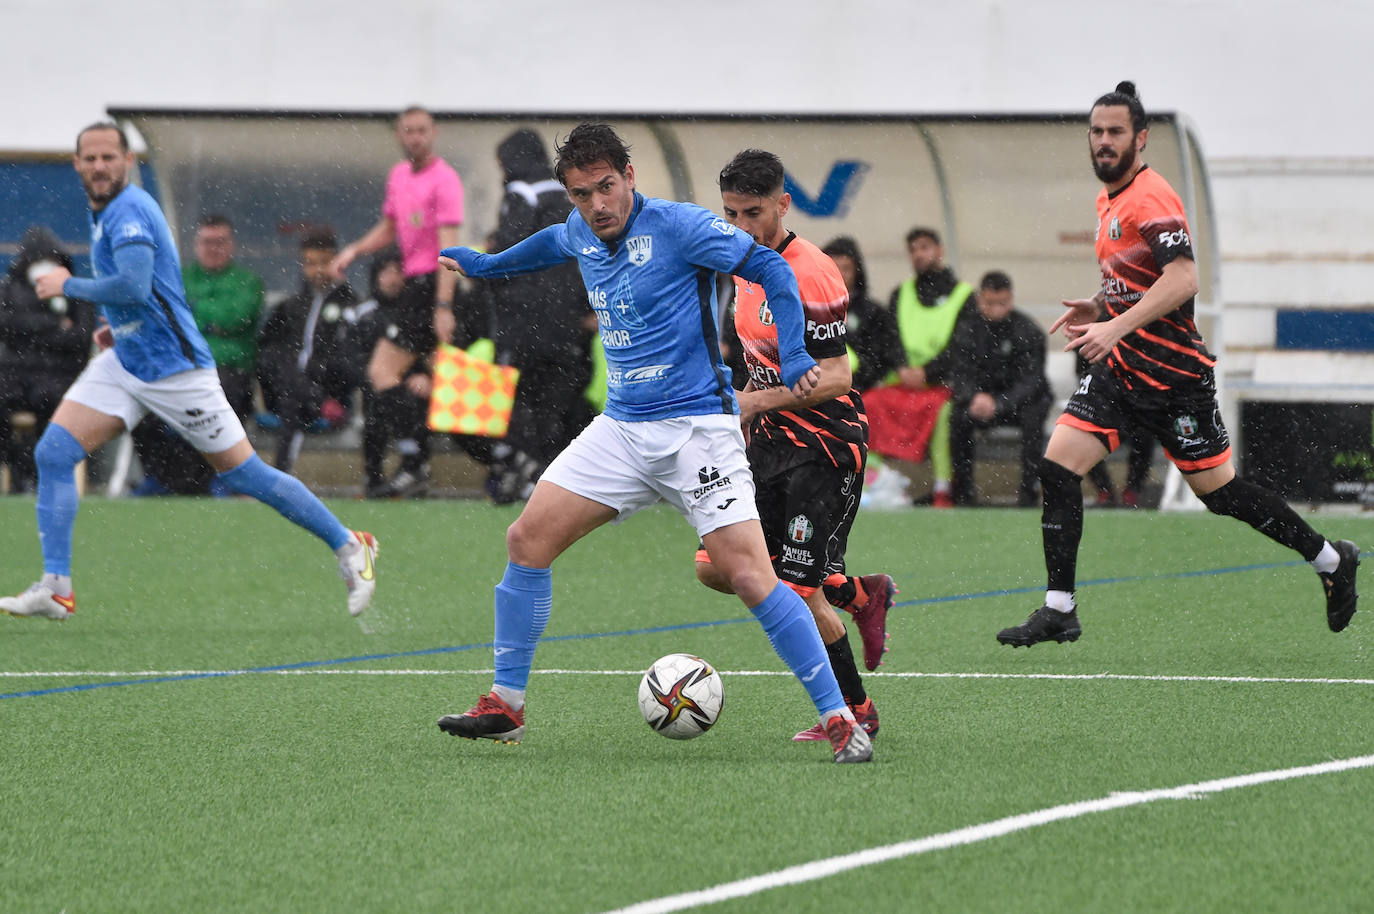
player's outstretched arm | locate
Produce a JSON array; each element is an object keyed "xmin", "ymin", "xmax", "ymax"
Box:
[
  {"xmin": 735, "ymin": 245, "xmax": 817, "ymax": 389},
  {"xmin": 61, "ymin": 243, "xmax": 155, "ymax": 306},
  {"xmin": 439, "ymin": 224, "xmax": 572, "ymax": 280}
]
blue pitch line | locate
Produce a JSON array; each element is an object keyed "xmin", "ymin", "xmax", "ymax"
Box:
[
  {"xmin": 901, "ymin": 557, "xmax": 1313, "ymax": 607},
  {"xmin": 0, "ymin": 555, "xmax": 1331, "ymax": 702},
  {"xmin": 0, "ymin": 617, "xmax": 749, "ymax": 701}
]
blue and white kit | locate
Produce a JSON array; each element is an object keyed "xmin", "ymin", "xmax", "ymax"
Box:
[
  {"xmin": 442, "ymin": 192, "xmax": 816, "ymax": 421},
  {"xmin": 65, "ymin": 183, "xmax": 214, "ymax": 382}
]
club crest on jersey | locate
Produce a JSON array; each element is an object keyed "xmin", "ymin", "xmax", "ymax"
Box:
[
  {"xmin": 1109, "ymin": 217, "xmax": 1122, "ymax": 241},
  {"xmin": 788, "ymin": 514, "xmax": 814, "ymax": 544},
  {"xmin": 1174, "ymin": 414, "xmax": 1198, "ymax": 437},
  {"xmin": 758, "ymin": 301, "xmax": 774, "ymax": 326},
  {"xmin": 626, "ymin": 235, "xmax": 652, "ymax": 266}
]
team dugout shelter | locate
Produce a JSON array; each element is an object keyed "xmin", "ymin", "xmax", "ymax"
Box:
[{"xmin": 96, "ymin": 110, "xmax": 1219, "ymax": 490}]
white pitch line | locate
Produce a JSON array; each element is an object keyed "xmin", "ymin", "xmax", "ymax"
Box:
[
  {"xmin": 601, "ymin": 753, "xmax": 1374, "ymax": 914},
  {"xmin": 6, "ymin": 668, "xmax": 1374, "ymax": 686}
]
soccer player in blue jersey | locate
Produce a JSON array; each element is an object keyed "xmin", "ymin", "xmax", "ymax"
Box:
[
  {"xmin": 435, "ymin": 124, "xmax": 871, "ymax": 762},
  {"xmin": 1, "ymin": 122, "xmax": 379, "ymax": 621}
]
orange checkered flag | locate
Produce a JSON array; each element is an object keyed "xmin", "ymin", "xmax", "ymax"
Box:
[{"xmin": 427, "ymin": 343, "xmax": 519, "ymax": 437}]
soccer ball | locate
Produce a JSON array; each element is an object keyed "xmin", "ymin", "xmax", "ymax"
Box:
[{"xmin": 638, "ymin": 653, "xmax": 724, "ymax": 740}]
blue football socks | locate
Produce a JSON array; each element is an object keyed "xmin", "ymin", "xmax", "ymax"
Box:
[
  {"xmin": 492, "ymin": 562, "xmax": 552, "ymax": 692},
  {"xmin": 749, "ymin": 581, "xmax": 846, "ymax": 716},
  {"xmin": 217, "ymin": 454, "xmax": 351, "ymax": 550},
  {"xmin": 34, "ymin": 425, "xmax": 88, "ymax": 577}
]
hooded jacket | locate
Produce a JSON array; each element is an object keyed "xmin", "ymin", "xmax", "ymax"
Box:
[
  {"xmin": 485, "ymin": 129, "xmax": 590, "ymax": 360},
  {"xmin": 0, "ymin": 225, "xmax": 96, "ymax": 377}
]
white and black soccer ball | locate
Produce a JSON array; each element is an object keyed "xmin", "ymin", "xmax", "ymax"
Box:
[{"xmin": 637, "ymin": 653, "xmax": 724, "ymax": 740}]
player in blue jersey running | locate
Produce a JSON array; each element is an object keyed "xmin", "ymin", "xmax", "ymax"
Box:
[
  {"xmin": 1, "ymin": 122, "xmax": 379, "ymax": 621},
  {"xmin": 435, "ymin": 124, "xmax": 871, "ymax": 762}
]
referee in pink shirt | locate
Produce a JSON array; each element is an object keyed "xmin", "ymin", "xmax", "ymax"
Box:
[{"xmin": 333, "ymin": 106, "xmax": 464, "ymax": 498}]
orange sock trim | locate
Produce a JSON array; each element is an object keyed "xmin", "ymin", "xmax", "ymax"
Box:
[{"xmin": 847, "ymin": 577, "xmax": 869, "ymax": 611}]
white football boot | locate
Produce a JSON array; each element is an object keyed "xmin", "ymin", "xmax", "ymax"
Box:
[
  {"xmin": 338, "ymin": 531, "xmax": 379, "ymax": 616},
  {"xmin": 0, "ymin": 582, "xmax": 76, "ymax": 620}
]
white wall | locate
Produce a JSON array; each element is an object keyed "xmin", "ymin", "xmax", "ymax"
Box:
[
  {"xmin": 1, "ymin": 0, "xmax": 1368, "ymax": 158},
  {"xmin": 5, "ymin": 0, "xmax": 1371, "ymax": 323}
]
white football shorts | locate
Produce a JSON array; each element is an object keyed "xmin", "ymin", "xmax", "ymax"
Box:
[
  {"xmin": 540, "ymin": 412, "xmax": 758, "ymax": 538},
  {"xmin": 64, "ymin": 349, "xmax": 248, "ymax": 454}
]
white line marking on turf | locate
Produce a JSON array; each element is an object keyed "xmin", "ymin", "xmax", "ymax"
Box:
[
  {"xmin": 600, "ymin": 753, "xmax": 1374, "ymax": 914},
  {"xmin": 6, "ymin": 669, "xmax": 1374, "ymax": 686}
]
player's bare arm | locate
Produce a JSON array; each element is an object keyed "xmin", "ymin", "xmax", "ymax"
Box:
[
  {"xmin": 1067, "ymin": 257, "xmax": 1198, "ymax": 363},
  {"xmin": 740, "ymin": 353, "xmax": 850, "ymax": 426}
]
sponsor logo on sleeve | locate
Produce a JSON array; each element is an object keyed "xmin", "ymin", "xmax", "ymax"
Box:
[{"xmin": 807, "ymin": 317, "xmax": 845, "ymax": 340}]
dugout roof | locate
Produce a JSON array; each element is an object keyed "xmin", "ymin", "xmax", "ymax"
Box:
[{"xmin": 110, "ymin": 109, "xmax": 1219, "ymax": 338}]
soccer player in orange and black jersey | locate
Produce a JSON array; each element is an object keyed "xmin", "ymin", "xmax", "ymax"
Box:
[
  {"xmin": 997, "ymin": 81, "xmax": 1361, "ymax": 648},
  {"xmin": 696, "ymin": 149, "xmax": 897, "ymax": 742},
  {"xmin": 1091, "ymin": 163, "xmax": 1213, "ymax": 395}
]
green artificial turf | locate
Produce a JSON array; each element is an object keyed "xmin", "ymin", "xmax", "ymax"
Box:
[{"xmin": 2, "ymin": 497, "xmax": 1372, "ymax": 912}]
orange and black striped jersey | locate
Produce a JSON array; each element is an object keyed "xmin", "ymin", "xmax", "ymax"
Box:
[
  {"xmin": 1096, "ymin": 165, "xmax": 1215, "ymax": 391},
  {"xmin": 733, "ymin": 233, "xmax": 868, "ymax": 472}
]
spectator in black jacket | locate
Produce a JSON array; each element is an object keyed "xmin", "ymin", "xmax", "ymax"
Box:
[
  {"xmin": 0, "ymin": 226, "xmax": 96, "ymax": 492},
  {"xmin": 947, "ymin": 270, "xmax": 1053, "ymax": 507},
  {"xmin": 256, "ymin": 231, "xmax": 361, "ymax": 473},
  {"xmin": 482, "ymin": 128, "xmax": 595, "ymax": 503},
  {"xmin": 822, "ymin": 236, "xmax": 903, "ymax": 393}
]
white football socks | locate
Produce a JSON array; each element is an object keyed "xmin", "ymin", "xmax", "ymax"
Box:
[
  {"xmin": 1045, "ymin": 590, "xmax": 1076, "ymax": 613},
  {"xmin": 492, "ymin": 684, "xmax": 525, "ymax": 710},
  {"xmin": 1312, "ymin": 541, "xmax": 1340, "ymax": 575},
  {"xmin": 40, "ymin": 573, "xmax": 72, "ymax": 597}
]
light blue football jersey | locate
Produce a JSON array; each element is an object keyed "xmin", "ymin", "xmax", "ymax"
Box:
[
  {"xmin": 447, "ymin": 193, "xmax": 814, "ymax": 422},
  {"xmin": 88, "ymin": 184, "xmax": 214, "ymax": 382}
]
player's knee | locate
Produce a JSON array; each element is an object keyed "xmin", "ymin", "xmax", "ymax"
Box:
[
  {"xmin": 505, "ymin": 516, "xmax": 558, "ymax": 568},
  {"xmin": 727, "ymin": 566, "xmax": 776, "ymax": 606},
  {"xmin": 505, "ymin": 518, "xmax": 533, "ymax": 561}
]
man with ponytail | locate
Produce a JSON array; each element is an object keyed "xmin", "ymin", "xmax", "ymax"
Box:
[{"xmin": 996, "ymin": 82, "xmax": 1359, "ymax": 646}]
